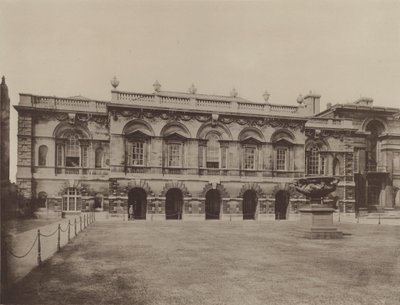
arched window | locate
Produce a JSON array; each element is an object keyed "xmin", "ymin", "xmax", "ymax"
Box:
[
  {"xmin": 38, "ymin": 145, "xmax": 48, "ymax": 166},
  {"xmin": 95, "ymin": 147, "xmax": 104, "ymax": 168},
  {"xmin": 206, "ymin": 133, "xmax": 220, "ymax": 168},
  {"xmin": 56, "ymin": 132, "xmax": 89, "ymax": 174},
  {"xmin": 333, "ymin": 158, "xmax": 340, "ymax": 176},
  {"xmin": 306, "ymin": 144, "xmax": 325, "ymax": 175},
  {"xmin": 62, "ymin": 187, "xmax": 82, "ymax": 211}
]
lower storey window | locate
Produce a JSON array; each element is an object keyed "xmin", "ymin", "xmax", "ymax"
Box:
[{"xmin": 62, "ymin": 188, "xmax": 82, "ymax": 211}]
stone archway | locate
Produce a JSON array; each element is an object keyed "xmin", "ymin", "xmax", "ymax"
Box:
[
  {"xmin": 243, "ymin": 190, "xmax": 257, "ymax": 220},
  {"xmin": 205, "ymin": 189, "xmax": 221, "ymax": 220},
  {"xmin": 165, "ymin": 188, "xmax": 184, "ymax": 220},
  {"xmin": 128, "ymin": 187, "xmax": 147, "ymax": 220},
  {"xmin": 275, "ymin": 190, "xmax": 290, "ymax": 220}
]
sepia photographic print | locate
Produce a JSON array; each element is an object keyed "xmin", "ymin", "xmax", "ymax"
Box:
[{"xmin": 1, "ymin": 1, "xmax": 400, "ymax": 304}]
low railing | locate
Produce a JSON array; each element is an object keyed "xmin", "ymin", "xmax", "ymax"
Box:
[
  {"xmin": 55, "ymin": 167, "xmax": 110, "ymax": 176},
  {"xmin": 32, "ymin": 96, "xmax": 107, "ymax": 113},
  {"xmin": 196, "ymin": 99, "xmax": 232, "ymax": 108},
  {"xmin": 269, "ymin": 104, "xmax": 298, "ymax": 113},
  {"xmin": 112, "ymin": 91, "xmax": 302, "ymax": 116}
]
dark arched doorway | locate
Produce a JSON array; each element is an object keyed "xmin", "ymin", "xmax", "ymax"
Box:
[
  {"xmin": 243, "ymin": 190, "xmax": 257, "ymax": 220},
  {"xmin": 205, "ymin": 189, "xmax": 221, "ymax": 220},
  {"xmin": 165, "ymin": 188, "xmax": 183, "ymax": 220},
  {"xmin": 275, "ymin": 191, "xmax": 289, "ymax": 220},
  {"xmin": 128, "ymin": 188, "xmax": 147, "ymax": 220}
]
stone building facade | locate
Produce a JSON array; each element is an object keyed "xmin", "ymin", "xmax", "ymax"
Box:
[{"xmin": 14, "ymin": 81, "xmax": 400, "ymax": 220}]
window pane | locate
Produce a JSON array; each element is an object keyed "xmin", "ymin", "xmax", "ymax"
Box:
[
  {"xmin": 221, "ymin": 147, "xmax": 227, "ymax": 169},
  {"xmin": 66, "ymin": 135, "xmax": 80, "ymax": 157},
  {"xmin": 307, "ymin": 146, "xmax": 320, "ymax": 175},
  {"xmin": 206, "ymin": 134, "xmax": 220, "ymax": 168},
  {"xmin": 276, "ymin": 149, "xmax": 286, "ymax": 170},
  {"xmin": 131, "ymin": 142, "xmax": 144, "ymax": 166},
  {"xmin": 56, "ymin": 144, "xmax": 64, "ymax": 167},
  {"xmin": 244, "ymin": 147, "xmax": 256, "ymax": 169},
  {"xmin": 81, "ymin": 146, "xmax": 88, "ymax": 167},
  {"xmin": 63, "ymin": 188, "xmax": 81, "ymax": 211},
  {"xmin": 168, "ymin": 144, "xmax": 181, "ymax": 167},
  {"xmin": 198, "ymin": 146, "xmax": 204, "ymax": 168}
]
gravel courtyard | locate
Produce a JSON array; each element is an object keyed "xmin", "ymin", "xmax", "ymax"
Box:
[{"xmin": 4, "ymin": 220, "xmax": 400, "ymax": 305}]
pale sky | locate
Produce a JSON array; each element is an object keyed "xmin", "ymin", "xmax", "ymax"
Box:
[{"xmin": 1, "ymin": 0, "xmax": 400, "ymax": 182}]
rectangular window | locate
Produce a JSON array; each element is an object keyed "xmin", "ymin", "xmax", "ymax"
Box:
[
  {"xmin": 131, "ymin": 142, "xmax": 144, "ymax": 166},
  {"xmin": 81, "ymin": 146, "xmax": 88, "ymax": 167},
  {"xmin": 168, "ymin": 143, "xmax": 181, "ymax": 167},
  {"xmin": 244, "ymin": 147, "xmax": 256, "ymax": 169},
  {"xmin": 56, "ymin": 144, "xmax": 64, "ymax": 167},
  {"xmin": 276, "ymin": 149, "xmax": 287, "ymax": 170},
  {"xmin": 320, "ymin": 156, "xmax": 326, "ymax": 175},
  {"xmin": 221, "ymin": 147, "xmax": 227, "ymax": 169},
  {"xmin": 63, "ymin": 188, "xmax": 82, "ymax": 211},
  {"xmin": 198, "ymin": 146, "xmax": 204, "ymax": 168}
]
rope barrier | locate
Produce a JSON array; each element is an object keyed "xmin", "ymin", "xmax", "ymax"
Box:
[
  {"xmin": 6, "ymin": 236, "xmax": 38, "ymax": 259},
  {"xmin": 5, "ymin": 214, "xmax": 95, "ymax": 267},
  {"xmin": 39, "ymin": 228, "xmax": 59, "ymax": 238},
  {"xmin": 59, "ymin": 223, "xmax": 70, "ymax": 233}
]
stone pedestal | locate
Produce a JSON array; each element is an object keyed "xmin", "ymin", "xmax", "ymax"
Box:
[{"xmin": 298, "ymin": 205, "xmax": 342, "ymax": 239}]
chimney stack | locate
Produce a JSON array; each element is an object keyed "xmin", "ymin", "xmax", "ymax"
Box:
[{"xmin": 303, "ymin": 91, "xmax": 321, "ymax": 115}]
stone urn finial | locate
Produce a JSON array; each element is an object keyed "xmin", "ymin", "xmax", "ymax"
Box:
[
  {"xmin": 297, "ymin": 94, "xmax": 303, "ymax": 104},
  {"xmin": 153, "ymin": 80, "xmax": 161, "ymax": 92},
  {"xmin": 188, "ymin": 84, "xmax": 197, "ymax": 94},
  {"xmin": 262, "ymin": 90, "xmax": 270, "ymax": 102},
  {"xmin": 230, "ymin": 88, "xmax": 238, "ymax": 98},
  {"xmin": 110, "ymin": 76, "xmax": 120, "ymax": 89}
]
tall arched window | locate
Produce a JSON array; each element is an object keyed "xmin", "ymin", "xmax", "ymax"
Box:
[
  {"xmin": 206, "ymin": 133, "xmax": 220, "ymax": 168},
  {"xmin": 306, "ymin": 144, "xmax": 326, "ymax": 175},
  {"xmin": 95, "ymin": 147, "xmax": 104, "ymax": 168},
  {"xmin": 333, "ymin": 158, "xmax": 340, "ymax": 176},
  {"xmin": 38, "ymin": 145, "xmax": 48, "ymax": 166},
  {"xmin": 55, "ymin": 131, "xmax": 89, "ymax": 174}
]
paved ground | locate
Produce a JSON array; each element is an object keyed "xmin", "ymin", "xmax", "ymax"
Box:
[{"xmin": 4, "ymin": 221, "xmax": 400, "ymax": 305}]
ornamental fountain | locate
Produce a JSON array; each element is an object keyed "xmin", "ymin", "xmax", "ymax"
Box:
[{"xmin": 293, "ymin": 176, "xmax": 343, "ymax": 239}]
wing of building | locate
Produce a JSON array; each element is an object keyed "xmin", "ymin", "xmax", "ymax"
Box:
[{"xmin": 14, "ymin": 81, "xmax": 400, "ymax": 220}]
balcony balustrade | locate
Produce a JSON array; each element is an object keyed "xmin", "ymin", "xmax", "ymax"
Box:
[{"xmin": 55, "ymin": 167, "xmax": 110, "ymax": 176}]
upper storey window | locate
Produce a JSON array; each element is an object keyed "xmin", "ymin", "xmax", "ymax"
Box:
[
  {"xmin": 38, "ymin": 145, "xmax": 48, "ymax": 166},
  {"xmin": 168, "ymin": 143, "xmax": 182, "ymax": 167},
  {"xmin": 161, "ymin": 122, "xmax": 190, "ymax": 169},
  {"xmin": 206, "ymin": 133, "xmax": 220, "ymax": 168},
  {"xmin": 239, "ymin": 127, "xmax": 265, "ymax": 171},
  {"xmin": 244, "ymin": 146, "xmax": 256, "ymax": 169},
  {"xmin": 271, "ymin": 129, "xmax": 294, "ymax": 172},
  {"xmin": 276, "ymin": 148, "xmax": 287, "ymax": 171},
  {"xmin": 123, "ymin": 119, "xmax": 155, "ymax": 169},
  {"xmin": 55, "ymin": 127, "xmax": 90, "ymax": 174},
  {"xmin": 65, "ymin": 135, "xmax": 81, "ymax": 167},
  {"xmin": 306, "ymin": 144, "xmax": 326, "ymax": 175}
]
